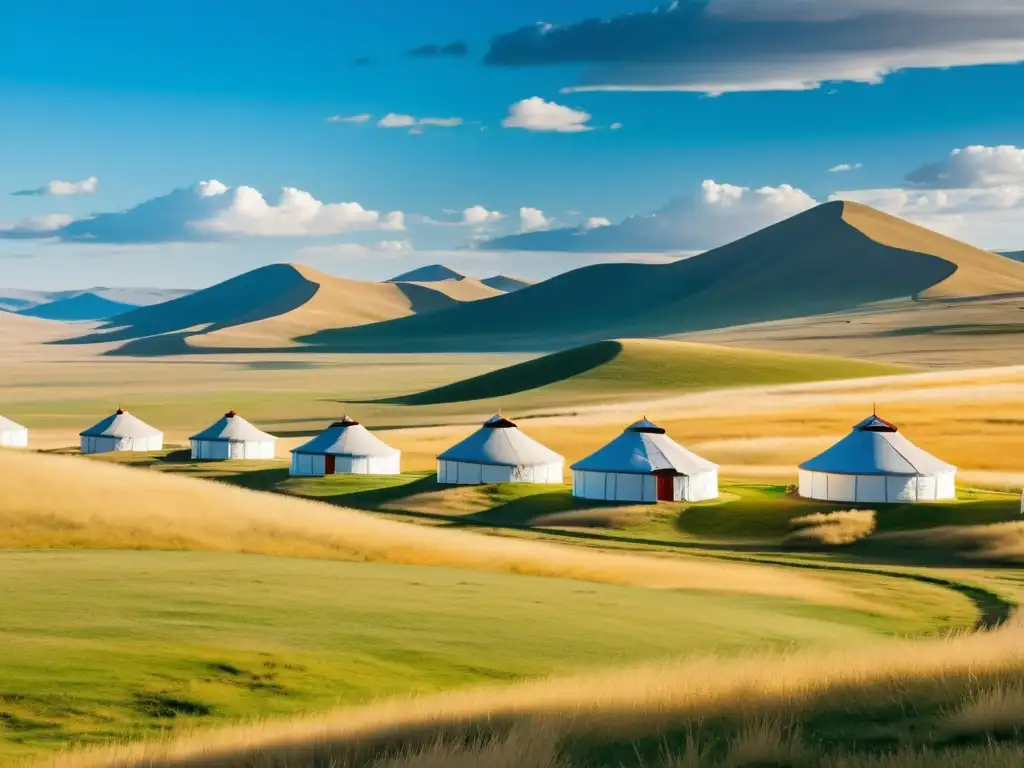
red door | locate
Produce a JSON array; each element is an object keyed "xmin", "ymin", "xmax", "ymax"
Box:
[
  {"xmin": 656, "ymin": 473, "xmax": 674, "ymax": 502},
  {"xmin": 324, "ymin": 455, "xmax": 336, "ymax": 475}
]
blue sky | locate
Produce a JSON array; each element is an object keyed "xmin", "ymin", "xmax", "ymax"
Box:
[{"xmin": 3, "ymin": 0, "xmax": 1024, "ymax": 289}]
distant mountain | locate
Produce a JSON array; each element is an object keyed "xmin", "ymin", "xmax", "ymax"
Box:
[
  {"xmin": 1001, "ymin": 251, "xmax": 1024, "ymax": 262},
  {"xmin": 0, "ymin": 286, "xmax": 191, "ymax": 313},
  {"xmin": 387, "ymin": 264, "xmax": 466, "ymax": 283},
  {"xmin": 63, "ymin": 263, "xmax": 502, "ymax": 353},
  {"xmin": 299, "ymin": 201, "xmax": 1024, "ymax": 353},
  {"xmin": 481, "ymin": 275, "xmax": 532, "ymax": 293},
  {"xmin": 19, "ymin": 292, "xmax": 137, "ymax": 321}
]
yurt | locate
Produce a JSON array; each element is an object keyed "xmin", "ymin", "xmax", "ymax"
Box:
[
  {"xmin": 571, "ymin": 418, "xmax": 719, "ymax": 503},
  {"xmin": 190, "ymin": 410, "xmax": 277, "ymax": 460},
  {"xmin": 437, "ymin": 414, "xmax": 563, "ymax": 485},
  {"xmin": 80, "ymin": 408, "xmax": 163, "ymax": 454},
  {"xmin": 0, "ymin": 416, "xmax": 28, "ymax": 448},
  {"xmin": 799, "ymin": 414, "xmax": 956, "ymax": 503},
  {"xmin": 290, "ymin": 416, "xmax": 400, "ymax": 476}
]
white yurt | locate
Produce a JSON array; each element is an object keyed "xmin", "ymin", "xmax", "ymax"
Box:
[
  {"xmin": 437, "ymin": 414, "xmax": 563, "ymax": 485},
  {"xmin": 798, "ymin": 414, "xmax": 957, "ymax": 503},
  {"xmin": 190, "ymin": 410, "xmax": 277, "ymax": 460},
  {"xmin": 571, "ymin": 418, "xmax": 719, "ymax": 503},
  {"xmin": 0, "ymin": 416, "xmax": 28, "ymax": 448},
  {"xmin": 290, "ymin": 416, "xmax": 401, "ymax": 476},
  {"xmin": 80, "ymin": 408, "xmax": 163, "ymax": 454}
]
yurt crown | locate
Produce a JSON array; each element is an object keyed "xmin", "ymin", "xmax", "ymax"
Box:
[
  {"xmin": 225, "ymin": 409, "xmax": 237, "ymax": 418},
  {"xmin": 116, "ymin": 407, "xmax": 125, "ymax": 415}
]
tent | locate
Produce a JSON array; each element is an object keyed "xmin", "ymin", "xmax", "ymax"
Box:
[
  {"xmin": 0, "ymin": 416, "xmax": 28, "ymax": 448},
  {"xmin": 798, "ymin": 414, "xmax": 957, "ymax": 503},
  {"xmin": 571, "ymin": 418, "xmax": 719, "ymax": 503},
  {"xmin": 190, "ymin": 410, "xmax": 277, "ymax": 460},
  {"xmin": 80, "ymin": 408, "xmax": 163, "ymax": 454},
  {"xmin": 437, "ymin": 414, "xmax": 563, "ymax": 485},
  {"xmin": 290, "ymin": 416, "xmax": 400, "ymax": 476}
]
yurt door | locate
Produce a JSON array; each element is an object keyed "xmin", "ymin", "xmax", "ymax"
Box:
[
  {"xmin": 656, "ymin": 473, "xmax": 674, "ymax": 502},
  {"xmin": 324, "ymin": 455, "xmax": 336, "ymax": 475}
]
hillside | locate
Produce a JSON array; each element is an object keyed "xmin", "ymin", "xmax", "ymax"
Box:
[
  {"xmin": 1001, "ymin": 250, "xmax": 1024, "ymax": 262},
  {"xmin": 0, "ymin": 311, "xmax": 71, "ymax": 348},
  {"xmin": 387, "ymin": 264, "xmax": 466, "ymax": 282},
  {"xmin": 61, "ymin": 264, "xmax": 496, "ymax": 351},
  {"xmin": 19, "ymin": 292, "xmax": 137, "ymax": 321},
  {"xmin": 386, "ymin": 339, "xmax": 912, "ymax": 405},
  {"xmin": 482, "ymin": 274, "xmax": 532, "ymax": 292},
  {"xmin": 301, "ymin": 201, "xmax": 1024, "ymax": 353}
]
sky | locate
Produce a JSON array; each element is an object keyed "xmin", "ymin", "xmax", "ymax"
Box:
[{"xmin": 3, "ymin": 0, "xmax": 1024, "ymax": 290}]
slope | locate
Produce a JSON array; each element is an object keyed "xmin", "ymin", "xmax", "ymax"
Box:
[
  {"xmin": 386, "ymin": 339, "xmax": 913, "ymax": 405},
  {"xmin": 19, "ymin": 292, "xmax": 137, "ymax": 321},
  {"xmin": 387, "ymin": 264, "xmax": 466, "ymax": 282},
  {"xmin": 61, "ymin": 264, "xmax": 486, "ymax": 350},
  {"xmin": 302, "ymin": 201, "xmax": 1024, "ymax": 353},
  {"xmin": 482, "ymin": 274, "xmax": 533, "ymax": 292},
  {"xmin": 0, "ymin": 311, "xmax": 72, "ymax": 348},
  {"xmin": 1001, "ymin": 250, "xmax": 1024, "ymax": 262}
]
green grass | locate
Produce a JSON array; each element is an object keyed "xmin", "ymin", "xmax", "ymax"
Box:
[
  {"xmin": 0, "ymin": 550, "xmax": 949, "ymax": 760},
  {"xmin": 383, "ymin": 339, "xmax": 913, "ymax": 406}
]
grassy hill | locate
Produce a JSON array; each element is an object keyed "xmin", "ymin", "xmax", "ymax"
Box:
[
  {"xmin": 19, "ymin": 292, "xmax": 136, "ymax": 321},
  {"xmin": 60, "ymin": 264, "xmax": 499, "ymax": 352},
  {"xmin": 301, "ymin": 201, "xmax": 1024, "ymax": 353},
  {"xmin": 387, "ymin": 339, "xmax": 913, "ymax": 405}
]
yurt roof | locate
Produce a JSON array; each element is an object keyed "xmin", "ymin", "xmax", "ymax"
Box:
[
  {"xmin": 0, "ymin": 416, "xmax": 26, "ymax": 432},
  {"xmin": 799, "ymin": 415, "xmax": 956, "ymax": 476},
  {"xmin": 80, "ymin": 408, "xmax": 162, "ymax": 439},
  {"xmin": 291, "ymin": 417, "xmax": 399, "ymax": 458},
  {"xmin": 571, "ymin": 418, "xmax": 718, "ymax": 476},
  {"xmin": 437, "ymin": 414, "xmax": 563, "ymax": 467},
  {"xmin": 190, "ymin": 410, "xmax": 277, "ymax": 443}
]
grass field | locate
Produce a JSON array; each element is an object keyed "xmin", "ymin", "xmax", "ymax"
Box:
[{"xmin": 385, "ymin": 339, "xmax": 912, "ymax": 406}]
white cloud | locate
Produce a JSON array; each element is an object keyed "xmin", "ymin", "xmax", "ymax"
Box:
[
  {"xmin": 418, "ymin": 117, "xmax": 464, "ymax": 127},
  {"xmin": 502, "ymin": 97, "xmax": 594, "ymax": 133},
  {"xmin": 462, "ymin": 205, "xmax": 505, "ymax": 226},
  {"xmin": 906, "ymin": 145, "xmax": 1024, "ymax": 189},
  {"xmin": 296, "ymin": 240, "xmax": 413, "ymax": 259},
  {"xmin": 520, "ymin": 207, "xmax": 553, "ymax": 232},
  {"xmin": 0, "ymin": 181, "xmax": 404, "ymax": 243},
  {"xmin": 610, "ymin": 122, "xmax": 623, "ymax": 130},
  {"xmin": 829, "ymin": 163, "xmax": 863, "ymax": 173},
  {"xmin": 0, "ymin": 213, "xmax": 76, "ymax": 234},
  {"xmin": 486, "ymin": 1, "xmax": 1024, "ymax": 95},
  {"xmin": 12, "ymin": 176, "xmax": 99, "ymax": 197},
  {"xmin": 327, "ymin": 114, "xmax": 372, "ymax": 124},
  {"xmin": 378, "ymin": 113, "xmax": 463, "ymax": 131},
  {"xmin": 582, "ymin": 216, "xmax": 612, "ymax": 230},
  {"xmin": 489, "ymin": 180, "xmax": 817, "ymax": 252},
  {"xmin": 378, "ymin": 113, "xmax": 418, "ymax": 128}
]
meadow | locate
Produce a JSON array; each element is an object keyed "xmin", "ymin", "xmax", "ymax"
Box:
[{"xmin": 3, "ymin": 331, "xmax": 1024, "ymax": 766}]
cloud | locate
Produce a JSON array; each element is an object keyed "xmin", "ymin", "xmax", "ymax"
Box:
[
  {"xmin": 328, "ymin": 113, "xmax": 372, "ymax": 124},
  {"xmin": 833, "ymin": 144, "xmax": 1024, "ymax": 248},
  {"xmin": 829, "ymin": 163, "xmax": 863, "ymax": 173},
  {"xmin": 0, "ymin": 181, "xmax": 404, "ymax": 244},
  {"xmin": 610, "ymin": 122, "xmax": 623, "ymax": 130},
  {"xmin": 502, "ymin": 97, "xmax": 593, "ymax": 133},
  {"xmin": 0, "ymin": 213, "xmax": 77, "ymax": 236},
  {"xmin": 295, "ymin": 240, "xmax": 413, "ymax": 259},
  {"xmin": 12, "ymin": 176, "xmax": 99, "ymax": 197},
  {"xmin": 463, "ymin": 205, "xmax": 505, "ymax": 226},
  {"xmin": 409, "ymin": 40, "xmax": 468, "ymax": 58},
  {"xmin": 582, "ymin": 216, "xmax": 612, "ymax": 230},
  {"xmin": 377, "ymin": 113, "xmax": 463, "ymax": 131},
  {"xmin": 487, "ymin": 180, "xmax": 817, "ymax": 253},
  {"xmin": 905, "ymin": 145, "xmax": 1024, "ymax": 189},
  {"xmin": 484, "ymin": 1, "xmax": 1024, "ymax": 94},
  {"xmin": 520, "ymin": 207, "xmax": 553, "ymax": 232}
]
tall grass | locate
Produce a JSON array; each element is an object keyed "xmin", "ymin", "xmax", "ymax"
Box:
[
  {"xmin": 784, "ymin": 510, "xmax": 877, "ymax": 548},
  {"xmin": 877, "ymin": 522, "xmax": 1024, "ymax": 563},
  {"xmin": 0, "ymin": 450, "xmax": 844, "ymax": 604},
  {"xmin": 34, "ymin": 617, "xmax": 1024, "ymax": 767}
]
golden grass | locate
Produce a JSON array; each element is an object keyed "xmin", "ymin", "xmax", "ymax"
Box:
[
  {"xmin": 878, "ymin": 522, "xmax": 1024, "ymax": 564},
  {"xmin": 0, "ymin": 450, "xmax": 848, "ymax": 605},
  {"xmin": 784, "ymin": 510, "xmax": 877, "ymax": 548},
  {"xmin": 944, "ymin": 681, "xmax": 1024, "ymax": 736},
  {"xmin": 34, "ymin": 616, "xmax": 1024, "ymax": 768}
]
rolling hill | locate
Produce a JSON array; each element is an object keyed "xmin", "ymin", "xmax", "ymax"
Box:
[
  {"xmin": 387, "ymin": 264, "xmax": 466, "ymax": 282},
  {"xmin": 19, "ymin": 292, "xmax": 137, "ymax": 321},
  {"xmin": 385, "ymin": 339, "xmax": 913, "ymax": 405},
  {"xmin": 301, "ymin": 201, "xmax": 1024, "ymax": 353},
  {"xmin": 61, "ymin": 263, "xmax": 502, "ymax": 351},
  {"xmin": 482, "ymin": 274, "xmax": 532, "ymax": 292},
  {"xmin": 1001, "ymin": 251, "xmax": 1024, "ymax": 262}
]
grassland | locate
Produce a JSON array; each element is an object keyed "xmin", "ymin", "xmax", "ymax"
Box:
[{"xmin": 386, "ymin": 339, "xmax": 912, "ymax": 405}]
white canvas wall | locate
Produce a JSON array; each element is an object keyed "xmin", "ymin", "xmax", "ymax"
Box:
[
  {"xmin": 191, "ymin": 439, "xmax": 275, "ymax": 461},
  {"xmin": 289, "ymin": 453, "xmax": 401, "ymax": 477},
  {"xmin": 0, "ymin": 429, "xmax": 28, "ymax": 448},
  {"xmin": 572, "ymin": 471, "xmax": 658, "ymax": 503},
  {"xmin": 798, "ymin": 470, "xmax": 956, "ymax": 503},
  {"xmin": 437, "ymin": 460, "xmax": 562, "ymax": 485},
  {"xmin": 81, "ymin": 434, "xmax": 163, "ymax": 454},
  {"xmin": 675, "ymin": 470, "xmax": 719, "ymax": 502}
]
